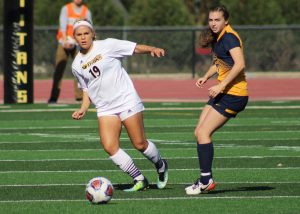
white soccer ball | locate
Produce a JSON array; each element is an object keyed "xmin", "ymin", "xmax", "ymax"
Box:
[{"xmin": 85, "ymin": 177, "xmax": 114, "ymax": 204}]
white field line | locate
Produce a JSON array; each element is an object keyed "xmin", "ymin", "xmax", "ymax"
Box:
[
  {"xmin": 1, "ymin": 181, "xmax": 300, "ymax": 187},
  {"xmin": 0, "ymin": 106, "xmax": 11, "ymax": 109},
  {"xmin": 0, "ymin": 127, "xmax": 96, "ymax": 131},
  {"xmin": 0, "ymin": 145, "xmax": 297, "ymax": 152},
  {"xmin": 0, "ymin": 168, "xmax": 299, "ymax": 174},
  {"xmin": 0, "ymin": 126, "xmax": 83, "ymax": 130},
  {"xmin": 1, "ymin": 128, "xmax": 299, "ymax": 134},
  {"xmin": 159, "ymin": 138, "xmax": 293, "ymax": 143},
  {"xmin": 149, "ymin": 106, "xmax": 300, "ymax": 110},
  {"xmin": 1, "ymin": 145, "xmax": 300, "ymax": 152},
  {"xmin": 0, "ymin": 120, "xmax": 300, "ymax": 130},
  {"xmin": 0, "ymin": 141, "xmax": 83, "ymax": 144},
  {"xmin": 0, "ymin": 196, "xmax": 299, "ymax": 203},
  {"xmin": 0, "ymin": 138, "xmax": 299, "ymax": 145},
  {"xmin": 1, "ymin": 122, "xmax": 300, "ymax": 130},
  {"xmin": 0, "ymin": 156, "xmax": 299, "ymax": 162},
  {"xmin": 1, "ymin": 105, "xmax": 300, "ymax": 113},
  {"xmin": 0, "ymin": 137, "xmax": 127, "ymax": 144}
]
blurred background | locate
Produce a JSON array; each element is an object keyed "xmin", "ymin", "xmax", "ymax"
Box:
[{"xmin": 0, "ymin": 0, "xmax": 299, "ymax": 79}]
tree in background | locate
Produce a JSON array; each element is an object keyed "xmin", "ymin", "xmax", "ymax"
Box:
[
  {"xmin": 189, "ymin": 0, "xmax": 300, "ymax": 25},
  {"xmin": 119, "ymin": 0, "xmax": 135, "ymax": 12},
  {"xmin": 127, "ymin": 0, "xmax": 194, "ymax": 26},
  {"xmin": 125, "ymin": 0, "xmax": 195, "ymax": 73},
  {"xmin": 185, "ymin": 0, "xmax": 220, "ymax": 25},
  {"xmin": 86, "ymin": 0, "xmax": 124, "ymax": 26},
  {"xmin": 34, "ymin": 0, "xmax": 124, "ymax": 26},
  {"xmin": 276, "ymin": 0, "xmax": 300, "ymax": 24},
  {"xmin": 34, "ymin": 0, "xmax": 66, "ymax": 25},
  {"xmin": 0, "ymin": 1, "xmax": 3, "ymax": 24},
  {"xmin": 221, "ymin": 0, "xmax": 285, "ymax": 25},
  {"xmin": 1, "ymin": 0, "xmax": 299, "ymax": 26}
]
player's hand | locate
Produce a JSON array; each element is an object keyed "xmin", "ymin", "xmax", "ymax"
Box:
[
  {"xmin": 208, "ymin": 84, "xmax": 224, "ymax": 98},
  {"xmin": 72, "ymin": 109, "xmax": 86, "ymax": 120},
  {"xmin": 150, "ymin": 48, "xmax": 165, "ymax": 57},
  {"xmin": 63, "ymin": 42, "xmax": 74, "ymax": 50},
  {"xmin": 196, "ymin": 77, "xmax": 208, "ymax": 88}
]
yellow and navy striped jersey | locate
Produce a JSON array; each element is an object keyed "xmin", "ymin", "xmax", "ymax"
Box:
[{"xmin": 213, "ymin": 25, "xmax": 248, "ymax": 96}]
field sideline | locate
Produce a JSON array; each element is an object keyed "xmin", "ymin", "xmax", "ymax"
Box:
[
  {"xmin": 0, "ymin": 101, "xmax": 299, "ymax": 213},
  {"xmin": 1, "ymin": 75, "xmax": 300, "ymax": 103}
]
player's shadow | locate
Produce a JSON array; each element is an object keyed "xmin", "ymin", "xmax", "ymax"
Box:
[
  {"xmin": 209, "ymin": 186, "xmax": 274, "ymax": 194},
  {"xmin": 114, "ymin": 184, "xmax": 160, "ymax": 190}
]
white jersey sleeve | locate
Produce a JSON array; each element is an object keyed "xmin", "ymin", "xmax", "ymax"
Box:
[{"xmin": 104, "ymin": 38, "xmax": 136, "ymax": 58}]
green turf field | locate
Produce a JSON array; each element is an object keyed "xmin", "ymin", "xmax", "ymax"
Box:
[{"xmin": 0, "ymin": 101, "xmax": 299, "ymax": 214}]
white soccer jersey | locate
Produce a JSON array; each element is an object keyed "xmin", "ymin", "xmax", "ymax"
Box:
[{"xmin": 72, "ymin": 38, "xmax": 142, "ymax": 115}]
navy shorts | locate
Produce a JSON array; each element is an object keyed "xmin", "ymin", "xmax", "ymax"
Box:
[{"xmin": 207, "ymin": 93, "xmax": 248, "ymax": 118}]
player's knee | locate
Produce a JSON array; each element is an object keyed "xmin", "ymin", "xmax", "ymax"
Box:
[
  {"xmin": 132, "ymin": 139, "xmax": 148, "ymax": 152},
  {"xmin": 194, "ymin": 127, "xmax": 200, "ymax": 138},
  {"xmin": 101, "ymin": 141, "xmax": 119, "ymax": 156},
  {"xmin": 195, "ymin": 126, "xmax": 210, "ymax": 143}
]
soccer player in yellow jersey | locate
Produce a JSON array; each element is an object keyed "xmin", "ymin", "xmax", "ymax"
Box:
[{"xmin": 185, "ymin": 5, "xmax": 248, "ymax": 195}]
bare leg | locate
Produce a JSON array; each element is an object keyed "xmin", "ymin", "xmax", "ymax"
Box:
[
  {"xmin": 98, "ymin": 116, "xmax": 144, "ymax": 183},
  {"xmin": 187, "ymin": 106, "xmax": 229, "ymax": 194},
  {"xmin": 122, "ymin": 112, "xmax": 148, "ymax": 151},
  {"xmin": 98, "ymin": 116, "xmax": 121, "ymax": 155},
  {"xmin": 195, "ymin": 106, "xmax": 229, "ymax": 144},
  {"xmin": 123, "ymin": 112, "xmax": 168, "ymax": 189}
]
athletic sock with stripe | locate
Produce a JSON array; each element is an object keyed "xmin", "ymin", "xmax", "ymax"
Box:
[
  {"xmin": 110, "ymin": 148, "xmax": 144, "ymax": 181},
  {"xmin": 197, "ymin": 142, "xmax": 214, "ymax": 185}
]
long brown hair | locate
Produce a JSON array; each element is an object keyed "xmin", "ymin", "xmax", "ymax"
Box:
[{"xmin": 198, "ymin": 5, "xmax": 230, "ymax": 48}]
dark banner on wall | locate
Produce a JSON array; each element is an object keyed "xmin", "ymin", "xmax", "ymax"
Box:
[{"xmin": 4, "ymin": 0, "xmax": 34, "ymax": 104}]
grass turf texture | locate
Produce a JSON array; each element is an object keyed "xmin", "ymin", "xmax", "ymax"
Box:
[{"xmin": 0, "ymin": 101, "xmax": 299, "ymax": 214}]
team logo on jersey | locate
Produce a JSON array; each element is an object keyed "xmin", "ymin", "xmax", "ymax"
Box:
[{"xmin": 82, "ymin": 54, "xmax": 102, "ymax": 69}]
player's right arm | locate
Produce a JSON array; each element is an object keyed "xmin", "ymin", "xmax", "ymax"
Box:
[
  {"xmin": 196, "ymin": 64, "xmax": 218, "ymax": 88},
  {"xmin": 72, "ymin": 91, "xmax": 90, "ymax": 120}
]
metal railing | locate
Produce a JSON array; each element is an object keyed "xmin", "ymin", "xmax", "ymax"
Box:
[{"xmin": 1, "ymin": 25, "xmax": 300, "ymax": 78}]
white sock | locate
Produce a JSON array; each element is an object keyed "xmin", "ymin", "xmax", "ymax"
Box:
[
  {"xmin": 143, "ymin": 140, "xmax": 161, "ymax": 164},
  {"xmin": 110, "ymin": 148, "xmax": 144, "ymax": 181}
]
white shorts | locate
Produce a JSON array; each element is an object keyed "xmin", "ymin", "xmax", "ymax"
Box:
[{"xmin": 97, "ymin": 103, "xmax": 145, "ymax": 121}]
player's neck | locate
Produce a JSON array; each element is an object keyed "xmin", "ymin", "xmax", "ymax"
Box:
[{"xmin": 80, "ymin": 43, "xmax": 93, "ymax": 55}]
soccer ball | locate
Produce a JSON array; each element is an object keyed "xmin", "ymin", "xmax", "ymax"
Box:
[{"xmin": 85, "ymin": 177, "xmax": 114, "ymax": 204}]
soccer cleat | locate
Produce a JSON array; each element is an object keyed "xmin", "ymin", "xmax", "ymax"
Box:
[
  {"xmin": 157, "ymin": 159, "xmax": 168, "ymax": 189},
  {"xmin": 185, "ymin": 178, "xmax": 216, "ymax": 195},
  {"xmin": 123, "ymin": 178, "xmax": 149, "ymax": 192}
]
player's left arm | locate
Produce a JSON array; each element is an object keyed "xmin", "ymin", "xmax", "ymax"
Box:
[{"xmin": 134, "ymin": 44, "xmax": 165, "ymax": 57}]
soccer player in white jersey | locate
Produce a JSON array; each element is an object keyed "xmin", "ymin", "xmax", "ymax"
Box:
[{"xmin": 71, "ymin": 19, "xmax": 168, "ymax": 192}]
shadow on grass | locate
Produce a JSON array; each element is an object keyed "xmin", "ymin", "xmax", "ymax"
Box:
[
  {"xmin": 113, "ymin": 184, "xmax": 160, "ymax": 190},
  {"xmin": 209, "ymin": 186, "xmax": 274, "ymax": 194}
]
